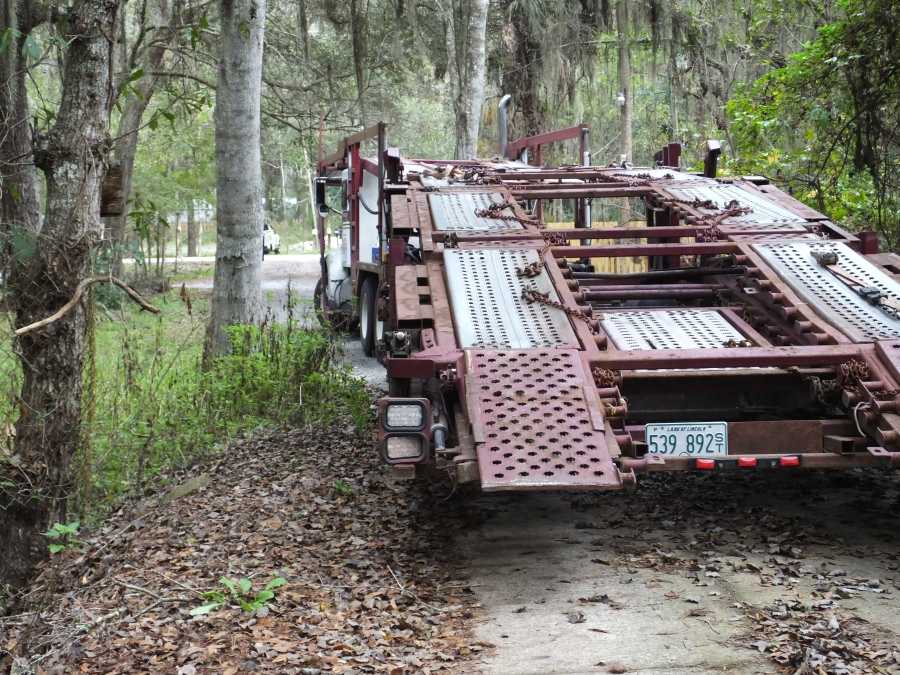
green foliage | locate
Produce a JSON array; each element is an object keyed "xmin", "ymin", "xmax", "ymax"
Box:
[
  {"xmin": 191, "ymin": 575, "xmax": 287, "ymax": 615},
  {"xmin": 332, "ymin": 479, "xmax": 353, "ymax": 496},
  {"xmin": 76, "ymin": 292, "xmax": 370, "ymax": 512},
  {"xmin": 727, "ymin": 0, "xmax": 900, "ymax": 247},
  {"xmin": 43, "ymin": 521, "xmax": 82, "ymax": 554}
]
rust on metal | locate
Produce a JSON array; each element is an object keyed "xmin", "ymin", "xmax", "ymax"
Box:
[
  {"xmin": 316, "ymin": 122, "xmax": 900, "ymax": 491},
  {"xmin": 466, "ymin": 349, "xmax": 622, "ymax": 491}
]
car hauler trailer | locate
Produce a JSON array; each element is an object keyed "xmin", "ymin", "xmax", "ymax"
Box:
[{"xmin": 314, "ymin": 115, "xmax": 900, "ymax": 492}]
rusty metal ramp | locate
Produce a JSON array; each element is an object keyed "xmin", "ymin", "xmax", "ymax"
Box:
[
  {"xmin": 601, "ymin": 309, "xmax": 751, "ymax": 350},
  {"xmin": 428, "ymin": 192, "xmax": 523, "ymax": 232},
  {"xmin": 466, "ymin": 349, "xmax": 623, "ymax": 491},
  {"xmin": 754, "ymin": 241, "xmax": 900, "ymax": 342},
  {"xmin": 443, "ymin": 248, "xmax": 579, "ymax": 349}
]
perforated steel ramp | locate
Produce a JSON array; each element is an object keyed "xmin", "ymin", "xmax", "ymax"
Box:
[
  {"xmin": 443, "ymin": 248, "xmax": 578, "ymax": 349},
  {"xmin": 466, "ymin": 349, "xmax": 623, "ymax": 491},
  {"xmin": 428, "ymin": 192, "xmax": 523, "ymax": 232},
  {"xmin": 664, "ymin": 182, "xmax": 807, "ymax": 229},
  {"xmin": 754, "ymin": 241, "xmax": 900, "ymax": 342},
  {"xmin": 601, "ymin": 310, "xmax": 750, "ymax": 350}
]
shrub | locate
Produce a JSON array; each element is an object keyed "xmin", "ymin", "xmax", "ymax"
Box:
[{"xmin": 73, "ymin": 292, "xmax": 370, "ymax": 514}]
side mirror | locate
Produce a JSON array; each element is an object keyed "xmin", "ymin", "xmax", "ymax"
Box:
[{"xmin": 314, "ymin": 176, "xmax": 329, "ymax": 218}]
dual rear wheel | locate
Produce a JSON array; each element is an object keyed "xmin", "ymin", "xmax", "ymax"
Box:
[{"xmin": 358, "ymin": 276, "xmax": 383, "ymax": 357}]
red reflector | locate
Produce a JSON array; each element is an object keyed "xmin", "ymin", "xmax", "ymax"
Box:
[
  {"xmin": 779, "ymin": 455, "xmax": 800, "ymax": 467},
  {"xmin": 738, "ymin": 457, "xmax": 758, "ymax": 468},
  {"xmin": 695, "ymin": 458, "xmax": 716, "ymax": 470}
]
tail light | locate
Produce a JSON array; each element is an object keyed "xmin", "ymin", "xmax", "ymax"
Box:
[
  {"xmin": 377, "ymin": 397, "xmax": 432, "ymax": 464},
  {"xmin": 384, "ymin": 435, "xmax": 426, "ymax": 461}
]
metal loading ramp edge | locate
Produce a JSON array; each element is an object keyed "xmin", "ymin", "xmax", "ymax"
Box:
[
  {"xmin": 466, "ymin": 349, "xmax": 623, "ymax": 491},
  {"xmin": 753, "ymin": 240, "xmax": 900, "ymax": 342}
]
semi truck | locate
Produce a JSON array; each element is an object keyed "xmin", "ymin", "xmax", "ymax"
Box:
[{"xmin": 313, "ymin": 110, "xmax": 900, "ymax": 492}]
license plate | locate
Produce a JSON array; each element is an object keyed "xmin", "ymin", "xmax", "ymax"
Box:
[{"xmin": 645, "ymin": 422, "xmax": 728, "ymax": 457}]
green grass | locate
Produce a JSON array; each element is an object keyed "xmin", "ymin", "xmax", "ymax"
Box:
[
  {"xmin": 1, "ymin": 287, "xmax": 369, "ymax": 519},
  {"xmin": 166, "ymin": 265, "xmax": 215, "ymax": 283}
]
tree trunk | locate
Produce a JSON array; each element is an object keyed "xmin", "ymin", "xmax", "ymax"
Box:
[
  {"xmin": 450, "ymin": 0, "xmax": 489, "ymax": 159},
  {"xmin": 616, "ymin": 0, "xmax": 633, "ymax": 164},
  {"xmin": 1, "ymin": 0, "xmax": 120, "ymax": 588},
  {"xmin": 500, "ymin": 0, "xmax": 543, "ymax": 139},
  {"xmin": 349, "ymin": 0, "xmax": 367, "ymax": 125},
  {"xmin": 187, "ymin": 199, "xmax": 198, "ymax": 257},
  {"xmin": 106, "ymin": 0, "xmax": 178, "ymax": 277},
  {"xmin": 0, "ymin": 0, "xmax": 46, "ymax": 588},
  {"xmin": 205, "ymin": 0, "xmax": 266, "ymax": 359}
]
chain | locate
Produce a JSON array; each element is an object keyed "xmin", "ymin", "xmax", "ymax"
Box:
[
  {"xmin": 592, "ymin": 367, "xmax": 622, "ymax": 388},
  {"xmin": 608, "ymin": 173, "xmax": 653, "ymax": 187},
  {"xmin": 516, "ymin": 261, "xmax": 543, "ymax": 278},
  {"xmin": 838, "ymin": 358, "xmax": 870, "ymax": 389},
  {"xmin": 696, "ymin": 224, "xmax": 722, "ymax": 243},
  {"xmin": 666, "ymin": 197, "xmax": 752, "ymax": 243},
  {"xmin": 722, "ymin": 338, "xmax": 754, "ymax": 348},
  {"xmin": 542, "ymin": 231, "xmax": 569, "ymax": 246},
  {"xmin": 475, "ymin": 200, "xmax": 542, "ymax": 227},
  {"xmin": 521, "ymin": 288, "xmax": 596, "ymax": 331},
  {"xmin": 672, "ymin": 197, "xmax": 717, "ymax": 210}
]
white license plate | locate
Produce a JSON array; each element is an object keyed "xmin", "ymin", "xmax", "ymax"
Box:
[{"xmin": 646, "ymin": 422, "xmax": 728, "ymax": 456}]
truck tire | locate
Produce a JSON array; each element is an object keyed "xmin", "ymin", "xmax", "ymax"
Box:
[
  {"xmin": 313, "ymin": 277, "xmax": 327, "ymax": 327},
  {"xmin": 359, "ymin": 276, "xmax": 378, "ymax": 357}
]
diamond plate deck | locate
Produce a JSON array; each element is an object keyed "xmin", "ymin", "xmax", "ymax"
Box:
[
  {"xmin": 664, "ymin": 182, "xmax": 807, "ymax": 229},
  {"xmin": 428, "ymin": 192, "xmax": 523, "ymax": 232},
  {"xmin": 443, "ymin": 248, "xmax": 579, "ymax": 349},
  {"xmin": 467, "ymin": 349, "xmax": 622, "ymax": 491},
  {"xmin": 754, "ymin": 241, "xmax": 900, "ymax": 341},
  {"xmin": 601, "ymin": 310, "xmax": 750, "ymax": 350}
]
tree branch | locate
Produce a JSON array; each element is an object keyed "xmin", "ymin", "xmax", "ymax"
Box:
[{"xmin": 15, "ymin": 276, "xmax": 160, "ymax": 337}]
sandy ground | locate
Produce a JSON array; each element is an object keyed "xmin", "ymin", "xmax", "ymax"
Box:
[{"xmin": 183, "ymin": 258, "xmax": 900, "ymax": 675}]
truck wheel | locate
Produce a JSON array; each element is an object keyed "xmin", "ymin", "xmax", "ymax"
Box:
[
  {"xmin": 359, "ymin": 276, "xmax": 378, "ymax": 357},
  {"xmin": 313, "ymin": 277, "xmax": 327, "ymax": 327}
]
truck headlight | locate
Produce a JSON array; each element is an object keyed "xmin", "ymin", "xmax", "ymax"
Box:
[
  {"xmin": 385, "ymin": 402, "xmax": 426, "ymax": 430},
  {"xmin": 385, "ymin": 435, "xmax": 425, "ymax": 461}
]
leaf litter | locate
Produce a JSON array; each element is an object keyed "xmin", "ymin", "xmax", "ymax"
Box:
[
  {"xmin": 1, "ymin": 424, "xmax": 483, "ymax": 673},
  {"xmin": 568, "ymin": 470, "xmax": 900, "ymax": 674}
]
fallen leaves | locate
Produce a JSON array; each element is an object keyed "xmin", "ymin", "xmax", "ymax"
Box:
[
  {"xmin": 565, "ymin": 610, "xmax": 586, "ymax": 624},
  {"xmin": 4, "ymin": 424, "xmax": 481, "ymax": 673},
  {"xmin": 577, "ymin": 594, "xmax": 624, "ymax": 610}
]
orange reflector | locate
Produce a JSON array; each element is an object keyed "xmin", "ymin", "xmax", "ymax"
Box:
[
  {"xmin": 695, "ymin": 458, "xmax": 716, "ymax": 470},
  {"xmin": 779, "ymin": 455, "xmax": 800, "ymax": 467},
  {"xmin": 738, "ymin": 457, "xmax": 758, "ymax": 468}
]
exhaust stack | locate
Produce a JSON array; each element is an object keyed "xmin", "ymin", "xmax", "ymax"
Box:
[{"xmin": 498, "ymin": 94, "xmax": 512, "ymax": 158}]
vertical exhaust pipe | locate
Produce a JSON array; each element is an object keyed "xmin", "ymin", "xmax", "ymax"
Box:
[{"xmin": 498, "ymin": 94, "xmax": 512, "ymax": 158}]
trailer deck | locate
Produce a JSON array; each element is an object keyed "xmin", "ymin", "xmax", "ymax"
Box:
[{"xmin": 316, "ymin": 124, "xmax": 900, "ymax": 491}]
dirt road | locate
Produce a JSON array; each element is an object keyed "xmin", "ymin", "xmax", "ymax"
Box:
[
  {"xmin": 459, "ymin": 472, "xmax": 900, "ymax": 674},
  {"xmin": 189, "ymin": 259, "xmax": 900, "ymax": 674},
  {"xmin": 181, "ymin": 253, "xmax": 321, "ymax": 324}
]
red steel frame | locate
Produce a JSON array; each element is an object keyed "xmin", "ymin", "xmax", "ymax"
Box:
[{"xmin": 317, "ymin": 122, "xmax": 900, "ymax": 491}]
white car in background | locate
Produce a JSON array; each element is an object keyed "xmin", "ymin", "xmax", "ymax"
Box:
[{"xmin": 263, "ymin": 222, "xmax": 280, "ymax": 255}]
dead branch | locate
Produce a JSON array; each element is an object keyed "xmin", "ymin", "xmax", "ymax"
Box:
[{"xmin": 15, "ymin": 276, "xmax": 160, "ymax": 337}]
